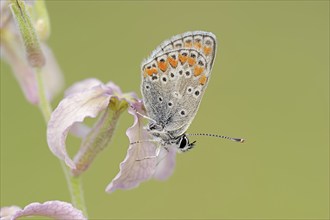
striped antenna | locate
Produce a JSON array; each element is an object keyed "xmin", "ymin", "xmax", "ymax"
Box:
[{"xmin": 186, "ymin": 133, "xmax": 245, "ymax": 143}]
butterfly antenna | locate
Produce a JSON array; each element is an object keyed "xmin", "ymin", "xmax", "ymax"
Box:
[
  {"xmin": 186, "ymin": 133, "xmax": 245, "ymax": 143},
  {"xmin": 130, "ymin": 105, "xmax": 157, "ymax": 124}
]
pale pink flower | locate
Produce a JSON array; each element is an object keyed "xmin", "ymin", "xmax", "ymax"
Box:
[
  {"xmin": 106, "ymin": 102, "xmax": 177, "ymax": 193},
  {"xmin": 0, "ymin": 201, "xmax": 86, "ymax": 220},
  {"xmin": 47, "ymin": 78, "xmax": 177, "ymax": 192}
]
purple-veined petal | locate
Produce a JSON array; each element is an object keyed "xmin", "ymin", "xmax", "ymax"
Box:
[
  {"xmin": 0, "ymin": 206, "xmax": 21, "ymax": 220},
  {"xmin": 106, "ymin": 101, "xmax": 157, "ymax": 193},
  {"xmin": 153, "ymin": 145, "xmax": 177, "ymax": 180},
  {"xmin": 65, "ymin": 78, "xmax": 103, "ymax": 97},
  {"xmin": 47, "ymin": 84, "xmax": 113, "ymax": 169},
  {"xmin": 10, "ymin": 201, "xmax": 86, "ymax": 220}
]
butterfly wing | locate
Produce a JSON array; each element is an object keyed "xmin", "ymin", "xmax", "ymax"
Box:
[{"xmin": 141, "ymin": 31, "xmax": 217, "ymax": 137}]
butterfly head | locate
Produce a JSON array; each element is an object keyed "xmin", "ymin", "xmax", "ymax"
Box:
[{"xmin": 177, "ymin": 134, "xmax": 196, "ymax": 152}]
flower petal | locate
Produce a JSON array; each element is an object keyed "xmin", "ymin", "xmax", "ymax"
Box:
[
  {"xmin": 47, "ymin": 84, "xmax": 113, "ymax": 169},
  {"xmin": 10, "ymin": 201, "xmax": 86, "ymax": 220},
  {"xmin": 65, "ymin": 78, "xmax": 103, "ymax": 97},
  {"xmin": 0, "ymin": 206, "xmax": 21, "ymax": 220},
  {"xmin": 1, "ymin": 34, "xmax": 63, "ymax": 104},
  {"xmin": 153, "ymin": 145, "xmax": 177, "ymax": 180},
  {"xmin": 0, "ymin": 1, "xmax": 11, "ymax": 30},
  {"xmin": 105, "ymin": 81, "xmax": 123, "ymax": 94},
  {"xmin": 106, "ymin": 101, "xmax": 157, "ymax": 193},
  {"xmin": 1, "ymin": 31, "xmax": 39, "ymax": 104},
  {"xmin": 64, "ymin": 78, "xmax": 104, "ymax": 138},
  {"xmin": 69, "ymin": 122, "xmax": 91, "ymax": 138}
]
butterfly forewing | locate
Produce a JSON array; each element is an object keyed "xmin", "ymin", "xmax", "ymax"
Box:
[{"xmin": 141, "ymin": 31, "xmax": 217, "ymax": 137}]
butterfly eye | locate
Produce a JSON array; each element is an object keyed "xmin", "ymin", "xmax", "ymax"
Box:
[
  {"xmin": 177, "ymin": 135, "xmax": 194, "ymax": 152},
  {"xmin": 178, "ymin": 136, "xmax": 188, "ymax": 149}
]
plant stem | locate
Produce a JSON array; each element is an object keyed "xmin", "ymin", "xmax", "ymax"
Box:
[
  {"xmin": 35, "ymin": 68, "xmax": 88, "ymax": 217},
  {"xmin": 61, "ymin": 160, "xmax": 88, "ymax": 216},
  {"xmin": 35, "ymin": 68, "xmax": 51, "ymax": 121}
]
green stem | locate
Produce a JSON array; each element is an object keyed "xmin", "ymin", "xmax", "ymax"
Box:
[
  {"xmin": 61, "ymin": 161, "xmax": 88, "ymax": 216},
  {"xmin": 35, "ymin": 68, "xmax": 88, "ymax": 217},
  {"xmin": 35, "ymin": 68, "xmax": 51, "ymax": 121}
]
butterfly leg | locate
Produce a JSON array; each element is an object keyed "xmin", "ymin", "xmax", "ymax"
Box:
[
  {"xmin": 130, "ymin": 140, "xmax": 159, "ymax": 145},
  {"xmin": 130, "ymin": 105, "xmax": 157, "ymax": 124}
]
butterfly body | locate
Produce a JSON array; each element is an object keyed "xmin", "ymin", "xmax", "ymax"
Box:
[{"xmin": 140, "ymin": 31, "xmax": 217, "ymax": 152}]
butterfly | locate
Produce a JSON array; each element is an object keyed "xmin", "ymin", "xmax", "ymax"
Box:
[{"xmin": 138, "ymin": 31, "xmax": 243, "ymax": 158}]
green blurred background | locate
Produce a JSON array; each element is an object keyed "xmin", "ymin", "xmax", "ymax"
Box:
[{"xmin": 1, "ymin": 1, "xmax": 329, "ymax": 219}]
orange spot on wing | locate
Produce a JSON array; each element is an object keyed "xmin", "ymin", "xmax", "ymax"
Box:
[
  {"xmin": 185, "ymin": 42, "xmax": 193, "ymax": 48},
  {"xmin": 203, "ymin": 46, "xmax": 212, "ymax": 55},
  {"xmin": 188, "ymin": 57, "xmax": 196, "ymax": 66},
  {"xmin": 194, "ymin": 42, "xmax": 202, "ymax": 49},
  {"xmin": 179, "ymin": 54, "xmax": 188, "ymax": 64},
  {"xmin": 194, "ymin": 66, "xmax": 204, "ymax": 76},
  {"xmin": 158, "ymin": 61, "xmax": 168, "ymax": 72},
  {"xmin": 199, "ymin": 74, "xmax": 208, "ymax": 85},
  {"xmin": 145, "ymin": 68, "xmax": 158, "ymax": 76},
  {"xmin": 168, "ymin": 57, "xmax": 178, "ymax": 68}
]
